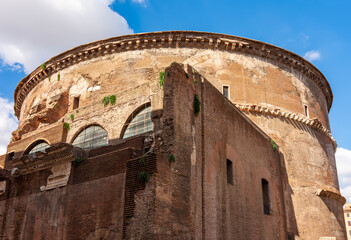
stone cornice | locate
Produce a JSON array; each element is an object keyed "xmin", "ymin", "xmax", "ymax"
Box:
[
  {"xmin": 14, "ymin": 31, "xmax": 333, "ymax": 117},
  {"xmin": 234, "ymin": 103, "xmax": 337, "ymax": 149},
  {"xmin": 11, "ymin": 143, "xmax": 84, "ymax": 176}
]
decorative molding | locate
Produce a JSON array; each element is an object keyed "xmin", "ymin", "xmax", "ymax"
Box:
[
  {"xmin": 234, "ymin": 103, "xmax": 337, "ymax": 149},
  {"xmin": 40, "ymin": 162, "xmax": 71, "ymax": 191},
  {"xmin": 14, "ymin": 31, "xmax": 333, "ymax": 117},
  {"xmin": 11, "ymin": 143, "xmax": 84, "ymax": 176},
  {"xmin": 316, "ymin": 188, "xmax": 346, "ymax": 205}
]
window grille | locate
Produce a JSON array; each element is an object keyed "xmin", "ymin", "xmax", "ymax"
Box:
[
  {"xmin": 72, "ymin": 125, "xmax": 108, "ymax": 150},
  {"xmin": 122, "ymin": 104, "xmax": 153, "ymax": 139},
  {"xmin": 28, "ymin": 141, "xmax": 50, "ymax": 154}
]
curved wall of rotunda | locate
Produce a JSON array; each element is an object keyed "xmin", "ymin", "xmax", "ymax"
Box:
[{"xmin": 10, "ymin": 31, "xmax": 344, "ymax": 239}]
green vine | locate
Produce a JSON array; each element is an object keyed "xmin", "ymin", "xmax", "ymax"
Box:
[
  {"xmin": 138, "ymin": 171, "xmax": 149, "ymax": 183},
  {"xmin": 70, "ymin": 114, "xmax": 74, "ymax": 122},
  {"xmin": 193, "ymin": 75, "xmax": 198, "ymax": 86},
  {"xmin": 109, "ymin": 95, "xmax": 116, "ymax": 105},
  {"xmin": 270, "ymin": 139, "xmax": 277, "ymax": 151},
  {"xmin": 40, "ymin": 63, "xmax": 46, "ymax": 70},
  {"xmin": 73, "ymin": 158, "xmax": 84, "ymax": 167},
  {"xmin": 168, "ymin": 154, "xmax": 175, "ymax": 164},
  {"xmin": 57, "ymin": 73, "xmax": 60, "ymax": 81},
  {"xmin": 63, "ymin": 122, "xmax": 70, "ymax": 131},
  {"xmin": 193, "ymin": 94, "xmax": 201, "ymax": 117},
  {"xmin": 102, "ymin": 96, "xmax": 109, "ymax": 106},
  {"xmin": 139, "ymin": 154, "xmax": 147, "ymax": 166},
  {"xmin": 159, "ymin": 71, "xmax": 165, "ymax": 88}
]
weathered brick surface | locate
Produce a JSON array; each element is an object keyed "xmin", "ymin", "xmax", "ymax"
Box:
[{"xmin": 2, "ymin": 32, "xmax": 344, "ymax": 239}]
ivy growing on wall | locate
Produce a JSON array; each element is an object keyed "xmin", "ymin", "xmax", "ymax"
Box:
[
  {"xmin": 102, "ymin": 96, "xmax": 109, "ymax": 106},
  {"xmin": 139, "ymin": 154, "xmax": 147, "ymax": 166},
  {"xmin": 159, "ymin": 71, "xmax": 165, "ymax": 88},
  {"xmin": 57, "ymin": 73, "xmax": 61, "ymax": 81},
  {"xmin": 138, "ymin": 171, "xmax": 149, "ymax": 183},
  {"xmin": 168, "ymin": 154, "xmax": 175, "ymax": 164},
  {"xmin": 70, "ymin": 114, "xmax": 74, "ymax": 122},
  {"xmin": 64, "ymin": 122, "xmax": 70, "ymax": 131},
  {"xmin": 109, "ymin": 95, "xmax": 116, "ymax": 105},
  {"xmin": 73, "ymin": 158, "xmax": 84, "ymax": 167},
  {"xmin": 193, "ymin": 94, "xmax": 201, "ymax": 117},
  {"xmin": 270, "ymin": 139, "xmax": 277, "ymax": 151},
  {"xmin": 40, "ymin": 63, "xmax": 46, "ymax": 70}
]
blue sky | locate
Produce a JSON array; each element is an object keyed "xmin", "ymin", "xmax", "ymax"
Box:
[{"xmin": 0, "ymin": 0, "xmax": 350, "ymax": 199}]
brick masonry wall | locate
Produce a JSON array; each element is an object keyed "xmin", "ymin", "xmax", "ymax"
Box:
[{"xmin": 0, "ymin": 136, "xmax": 150, "ymax": 240}]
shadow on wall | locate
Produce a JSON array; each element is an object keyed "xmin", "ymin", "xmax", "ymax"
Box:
[{"xmin": 278, "ymin": 151, "xmax": 299, "ymax": 240}]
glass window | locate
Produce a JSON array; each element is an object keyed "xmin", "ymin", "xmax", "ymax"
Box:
[
  {"xmin": 122, "ymin": 104, "xmax": 153, "ymax": 139},
  {"xmin": 28, "ymin": 141, "xmax": 50, "ymax": 155},
  {"xmin": 72, "ymin": 125, "xmax": 108, "ymax": 150}
]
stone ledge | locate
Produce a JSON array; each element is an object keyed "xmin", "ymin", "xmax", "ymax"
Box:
[
  {"xmin": 14, "ymin": 31, "xmax": 333, "ymax": 118},
  {"xmin": 234, "ymin": 103, "xmax": 337, "ymax": 149},
  {"xmin": 316, "ymin": 188, "xmax": 346, "ymax": 205}
]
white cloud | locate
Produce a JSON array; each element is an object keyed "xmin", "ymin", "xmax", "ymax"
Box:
[
  {"xmin": 336, "ymin": 147, "xmax": 351, "ymax": 203},
  {"xmin": 132, "ymin": 0, "xmax": 145, "ymax": 3},
  {"xmin": 0, "ymin": 98, "xmax": 18, "ymax": 155},
  {"xmin": 303, "ymin": 50, "xmax": 321, "ymax": 62},
  {"xmin": 0, "ymin": 0, "xmax": 133, "ymax": 73}
]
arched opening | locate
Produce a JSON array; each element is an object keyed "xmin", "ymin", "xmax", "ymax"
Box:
[
  {"xmin": 72, "ymin": 125, "xmax": 108, "ymax": 150},
  {"xmin": 121, "ymin": 103, "xmax": 153, "ymax": 139},
  {"xmin": 25, "ymin": 140, "xmax": 50, "ymax": 156}
]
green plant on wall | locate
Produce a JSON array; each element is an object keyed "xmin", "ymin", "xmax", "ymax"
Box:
[
  {"xmin": 168, "ymin": 154, "xmax": 175, "ymax": 164},
  {"xmin": 138, "ymin": 171, "xmax": 149, "ymax": 183},
  {"xmin": 193, "ymin": 75, "xmax": 198, "ymax": 86},
  {"xmin": 185, "ymin": 73, "xmax": 189, "ymax": 79},
  {"xmin": 159, "ymin": 71, "xmax": 165, "ymax": 88},
  {"xmin": 102, "ymin": 96, "xmax": 109, "ymax": 106},
  {"xmin": 73, "ymin": 158, "xmax": 84, "ymax": 167},
  {"xmin": 70, "ymin": 114, "xmax": 74, "ymax": 122},
  {"xmin": 193, "ymin": 94, "xmax": 201, "ymax": 117},
  {"xmin": 64, "ymin": 122, "xmax": 70, "ymax": 131},
  {"xmin": 109, "ymin": 95, "xmax": 116, "ymax": 105},
  {"xmin": 139, "ymin": 154, "xmax": 147, "ymax": 166},
  {"xmin": 57, "ymin": 73, "xmax": 61, "ymax": 81},
  {"xmin": 40, "ymin": 63, "xmax": 46, "ymax": 70},
  {"xmin": 270, "ymin": 139, "xmax": 277, "ymax": 151}
]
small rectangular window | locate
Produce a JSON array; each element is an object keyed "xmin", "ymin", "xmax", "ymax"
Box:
[
  {"xmin": 348, "ymin": 213, "xmax": 350, "ymax": 218},
  {"xmin": 349, "ymin": 230, "xmax": 351, "ymax": 236},
  {"xmin": 262, "ymin": 179, "xmax": 270, "ymax": 215},
  {"xmin": 223, "ymin": 85, "xmax": 229, "ymax": 99},
  {"xmin": 348, "ymin": 221, "xmax": 351, "ymax": 226},
  {"xmin": 73, "ymin": 96, "xmax": 80, "ymax": 110},
  {"xmin": 226, "ymin": 159, "xmax": 233, "ymax": 185},
  {"xmin": 304, "ymin": 105, "xmax": 309, "ymax": 117}
]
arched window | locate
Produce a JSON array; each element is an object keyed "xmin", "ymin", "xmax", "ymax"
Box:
[
  {"xmin": 27, "ymin": 140, "xmax": 50, "ymax": 155},
  {"xmin": 122, "ymin": 103, "xmax": 153, "ymax": 139},
  {"xmin": 72, "ymin": 125, "xmax": 108, "ymax": 150}
]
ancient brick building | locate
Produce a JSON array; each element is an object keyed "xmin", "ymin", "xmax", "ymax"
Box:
[{"xmin": 0, "ymin": 31, "xmax": 346, "ymax": 240}]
